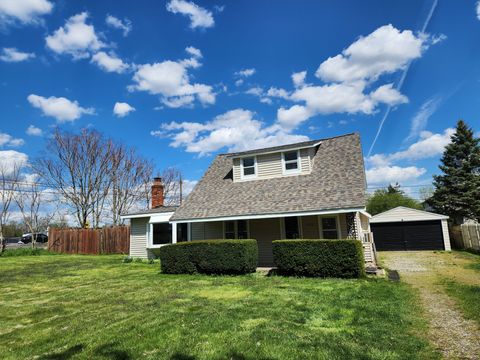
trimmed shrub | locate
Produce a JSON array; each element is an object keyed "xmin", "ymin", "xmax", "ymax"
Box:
[
  {"xmin": 159, "ymin": 240, "xmax": 258, "ymax": 275},
  {"xmin": 272, "ymin": 239, "xmax": 365, "ymax": 278}
]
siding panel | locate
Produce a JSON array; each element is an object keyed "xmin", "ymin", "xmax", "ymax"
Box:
[
  {"xmin": 191, "ymin": 222, "xmax": 205, "ymax": 240},
  {"xmin": 232, "ymin": 148, "xmax": 313, "ymax": 182},
  {"xmin": 130, "ymin": 218, "xmax": 149, "ymax": 258},
  {"xmin": 250, "ymin": 218, "xmax": 281, "ymax": 266},
  {"xmin": 301, "ymin": 215, "xmax": 320, "ymax": 238},
  {"xmin": 205, "ymin": 221, "xmax": 223, "ymax": 239}
]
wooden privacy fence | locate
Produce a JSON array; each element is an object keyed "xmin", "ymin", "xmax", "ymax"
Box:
[
  {"xmin": 450, "ymin": 224, "xmax": 480, "ymax": 251},
  {"xmin": 48, "ymin": 226, "xmax": 130, "ymax": 254}
]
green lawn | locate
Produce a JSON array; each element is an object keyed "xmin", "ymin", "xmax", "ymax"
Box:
[
  {"xmin": 0, "ymin": 255, "xmax": 438, "ymax": 360},
  {"xmin": 443, "ymin": 281, "xmax": 480, "ymax": 326}
]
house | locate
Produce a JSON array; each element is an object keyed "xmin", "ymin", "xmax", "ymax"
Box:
[
  {"xmin": 370, "ymin": 206, "xmax": 451, "ymax": 251},
  {"xmin": 121, "ymin": 133, "xmax": 374, "ymax": 266}
]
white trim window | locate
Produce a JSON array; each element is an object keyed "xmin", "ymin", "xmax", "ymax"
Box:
[
  {"xmin": 224, "ymin": 220, "xmax": 249, "ymax": 239},
  {"xmin": 321, "ymin": 216, "xmax": 339, "ymax": 239},
  {"xmin": 241, "ymin": 156, "xmax": 257, "ymax": 179},
  {"xmin": 282, "ymin": 150, "xmax": 300, "ymax": 174}
]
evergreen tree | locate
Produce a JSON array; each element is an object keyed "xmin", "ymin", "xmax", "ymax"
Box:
[
  {"xmin": 428, "ymin": 120, "xmax": 480, "ymax": 223},
  {"xmin": 367, "ymin": 185, "xmax": 422, "ymax": 215}
]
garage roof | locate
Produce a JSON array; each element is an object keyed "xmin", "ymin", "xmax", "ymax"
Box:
[{"xmin": 370, "ymin": 206, "xmax": 449, "ymax": 223}]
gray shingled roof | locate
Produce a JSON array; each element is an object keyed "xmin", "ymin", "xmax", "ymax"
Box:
[
  {"xmin": 225, "ymin": 138, "xmax": 321, "ymax": 157},
  {"xmin": 170, "ymin": 133, "xmax": 366, "ymax": 221}
]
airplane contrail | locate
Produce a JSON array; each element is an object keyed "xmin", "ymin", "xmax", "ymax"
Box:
[{"xmin": 367, "ymin": 0, "xmax": 439, "ymax": 157}]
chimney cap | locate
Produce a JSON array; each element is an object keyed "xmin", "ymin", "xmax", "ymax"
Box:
[{"xmin": 153, "ymin": 177, "xmax": 162, "ymax": 183}]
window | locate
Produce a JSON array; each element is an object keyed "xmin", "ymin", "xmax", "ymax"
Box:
[
  {"xmin": 241, "ymin": 157, "xmax": 256, "ymax": 178},
  {"xmin": 224, "ymin": 220, "xmax": 248, "ymax": 239},
  {"xmin": 237, "ymin": 220, "xmax": 248, "ymax": 239},
  {"xmin": 177, "ymin": 223, "xmax": 188, "ymax": 242},
  {"xmin": 225, "ymin": 221, "xmax": 235, "ymax": 239},
  {"xmin": 152, "ymin": 223, "xmax": 172, "ymax": 245},
  {"xmin": 285, "ymin": 217, "xmax": 300, "ymax": 239},
  {"xmin": 321, "ymin": 217, "xmax": 338, "ymax": 239},
  {"xmin": 283, "ymin": 151, "xmax": 300, "ymax": 173}
]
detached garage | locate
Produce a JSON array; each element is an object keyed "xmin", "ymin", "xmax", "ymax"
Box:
[{"xmin": 371, "ymin": 206, "xmax": 451, "ymax": 251}]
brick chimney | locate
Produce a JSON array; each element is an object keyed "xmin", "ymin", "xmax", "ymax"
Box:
[{"xmin": 151, "ymin": 177, "xmax": 164, "ymax": 208}]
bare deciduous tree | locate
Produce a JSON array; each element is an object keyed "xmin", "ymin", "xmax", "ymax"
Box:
[
  {"xmin": 0, "ymin": 164, "xmax": 21, "ymax": 254},
  {"xmin": 33, "ymin": 129, "xmax": 113, "ymax": 228},
  {"xmin": 161, "ymin": 167, "xmax": 183, "ymax": 206},
  {"xmin": 14, "ymin": 179, "xmax": 57, "ymax": 249},
  {"xmin": 34, "ymin": 129, "xmax": 158, "ymax": 227},
  {"xmin": 109, "ymin": 145, "xmax": 153, "ymax": 225}
]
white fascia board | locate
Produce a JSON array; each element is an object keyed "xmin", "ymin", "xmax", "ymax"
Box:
[
  {"xmin": 120, "ymin": 213, "xmax": 152, "ymax": 220},
  {"xmin": 149, "ymin": 212, "xmax": 174, "ymax": 223},
  {"xmin": 171, "ymin": 207, "xmax": 365, "ymax": 224},
  {"xmin": 359, "ymin": 210, "xmax": 372, "ymax": 218}
]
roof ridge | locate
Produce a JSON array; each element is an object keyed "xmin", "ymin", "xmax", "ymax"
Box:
[{"xmin": 219, "ymin": 132, "xmax": 358, "ymax": 156}]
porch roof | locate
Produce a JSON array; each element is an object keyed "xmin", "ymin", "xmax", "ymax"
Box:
[{"xmin": 171, "ymin": 133, "xmax": 367, "ymax": 222}]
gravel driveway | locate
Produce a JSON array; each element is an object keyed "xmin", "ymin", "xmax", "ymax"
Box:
[{"xmin": 380, "ymin": 251, "xmax": 480, "ymax": 360}]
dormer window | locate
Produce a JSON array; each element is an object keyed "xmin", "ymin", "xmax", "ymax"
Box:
[
  {"xmin": 283, "ymin": 150, "xmax": 300, "ymax": 174},
  {"xmin": 241, "ymin": 156, "xmax": 257, "ymax": 179}
]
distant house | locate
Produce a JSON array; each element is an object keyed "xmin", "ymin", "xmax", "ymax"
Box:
[{"xmin": 121, "ymin": 133, "xmax": 374, "ymax": 266}]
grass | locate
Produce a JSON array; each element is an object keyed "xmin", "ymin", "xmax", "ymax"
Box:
[
  {"xmin": 443, "ymin": 280, "xmax": 480, "ymax": 326},
  {"xmin": 0, "ymin": 247, "xmax": 57, "ymax": 257},
  {"xmin": 0, "ymin": 255, "xmax": 438, "ymax": 360}
]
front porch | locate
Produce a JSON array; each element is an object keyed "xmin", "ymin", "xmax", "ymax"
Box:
[{"xmin": 169, "ymin": 210, "xmax": 374, "ymax": 267}]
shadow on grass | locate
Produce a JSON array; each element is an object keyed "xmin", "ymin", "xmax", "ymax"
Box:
[
  {"xmin": 94, "ymin": 342, "xmax": 131, "ymax": 359},
  {"xmin": 39, "ymin": 344, "xmax": 84, "ymax": 359},
  {"xmin": 171, "ymin": 354, "xmax": 197, "ymax": 360}
]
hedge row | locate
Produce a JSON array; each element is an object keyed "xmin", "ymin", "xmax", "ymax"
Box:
[
  {"xmin": 272, "ymin": 239, "xmax": 365, "ymax": 278},
  {"xmin": 159, "ymin": 239, "xmax": 258, "ymax": 275}
]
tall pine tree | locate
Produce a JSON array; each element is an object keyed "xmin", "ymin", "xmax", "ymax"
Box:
[{"xmin": 428, "ymin": 120, "xmax": 480, "ymax": 223}]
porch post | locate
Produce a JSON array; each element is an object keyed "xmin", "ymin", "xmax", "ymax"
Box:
[
  {"xmin": 187, "ymin": 223, "xmax": 191, "ymax": 242},
  {"xmin": 172, "ymin": 222, "xmax": 177, "ymax": 244}
]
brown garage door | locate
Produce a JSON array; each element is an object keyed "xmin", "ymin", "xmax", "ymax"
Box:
[{"xmin": 371, "ymin": 220, "xmax": 444, "ymax": 251}]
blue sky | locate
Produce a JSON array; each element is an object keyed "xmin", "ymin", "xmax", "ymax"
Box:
[{"xmin": 1, "ymin": 0, "xmax": 479, "ymax": 199}]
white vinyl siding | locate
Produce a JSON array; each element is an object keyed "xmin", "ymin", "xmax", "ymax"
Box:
[
  {"xmin": 232, "ymin": 147, "xmax": 314, "ymax": 182},
  {"xmin": 130, "ymin": 217, "xmax": 149, "ymax": 258},
  {"xmin": 370, "ymin": 206, "xmax": 449, "ymax": 223},
  {"xmin": 441, "ymin": 219, "xmax": 451, "ymax": 251}
]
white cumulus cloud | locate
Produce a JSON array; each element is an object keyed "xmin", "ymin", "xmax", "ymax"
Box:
[
  {"xmin": 235, "ymin": 68, "xmax": 256, "ymax": 78},
  {"xmin": 166, "ymin": 0, "xmax": 214, "ymax": 29},
  {"xmin": 26, "ymin": 125, "xmax": 42, "ymax": 136},
  {"xmin": 185, "ymin": 46, "xmax": 202, "ymax": 58},
  {"xmin": 0, "ymin": 150, "xmax": 28, "ymax": 175},
  {"xmin": 274, "ymin": 24, "xmax": 436, "ymax": 130},
  {"xmin": 128, "ymin": 53, "xmax": 215, "ymax": 108},
  {"xmin": 0, "ymin": 47, "xmax": 35, "ymax": 62},
  {"xmin": 0, "ymin": 0, "xmax": 53, "ymax": 25},
  {"xmin": 27, "ymin": 94, "xmax": 95, "ymax": 123},
  {"xmin": 156, "ymin": 108, "xmax": 309, "ymax": 156},
  {"xmin": 316, "ymin": 24, "xmax": 426, "ymax": 83},
  {"xmin": 91, "ymin": 51, "xmax": 129, "ymax": 73},
  {"xmin": 366, "ymin": 165, "xmax": 426, "ymax": 185},
  {"xmin": 0, "ymin": 132, "xmax": 24, "ymax": 147},
  {"xmin": 46, "ymin": 12, "xmax": 104, "ymax": 59},
  {"xmin": 105, "ymin": 14, "xmax": 131, "ymax": 36},
  {"xmin": 365, "ymin": 128, "xmax": 454, "ymax": 185},
  {"xmin": 113, "ymin": 102, "xmax": 135, "ymax": 117}
]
